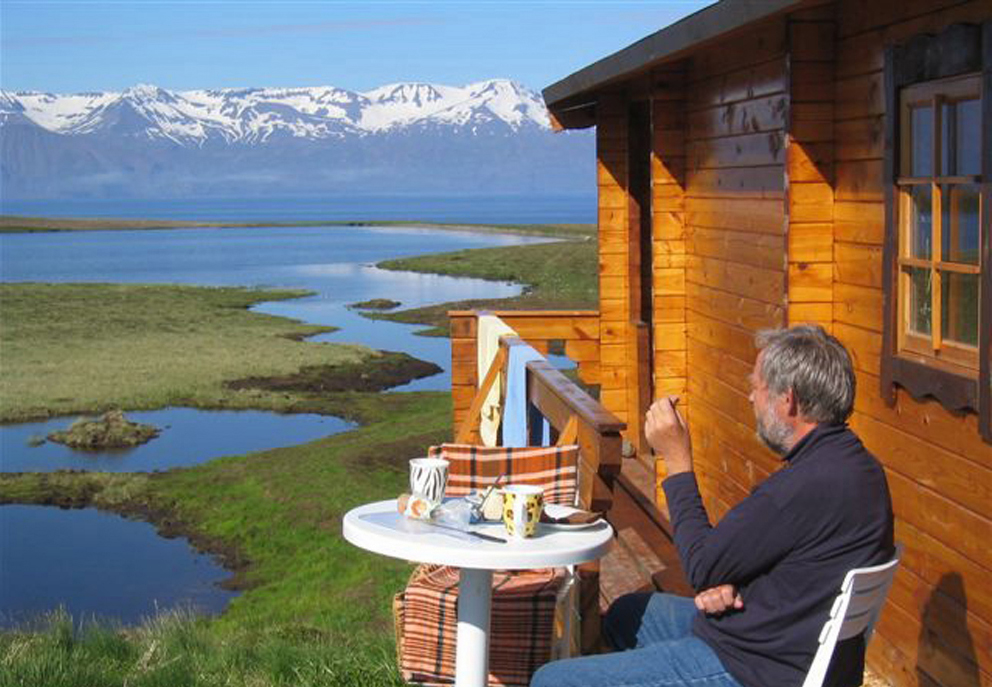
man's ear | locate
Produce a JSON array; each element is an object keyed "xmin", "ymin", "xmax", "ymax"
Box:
[{"xmin": 783, "ymin": 388, "xmax": 801, "ymax": 418}]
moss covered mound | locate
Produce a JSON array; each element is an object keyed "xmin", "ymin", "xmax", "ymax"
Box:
[
  {"xmin": 47, "ymin": 410, "xmax": 160, "ymax": 450},
  {"xmin": 348, "ymin": 298, "xmax": 401, "ymax": 310}
]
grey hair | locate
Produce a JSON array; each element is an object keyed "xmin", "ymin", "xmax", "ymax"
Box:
[{"xmin": 755, "ymin": 325, "xmax": 856, "ymax": 424}]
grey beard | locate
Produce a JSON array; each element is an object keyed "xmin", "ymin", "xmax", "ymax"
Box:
[{"xmin": 756, "ymin": 412, "xmax": 792, "ymax": 456}]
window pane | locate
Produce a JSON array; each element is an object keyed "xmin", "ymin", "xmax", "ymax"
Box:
[
  {"xmin": 908, "ymin": 185, "xmax": 933, "ymax": 258},
  {"xmin": 907, "ymin": 266, "xmax": 932, "ymax": 336},
  {"xmin": 940, "ymin": 271, "xmax": 980, "ymax": 346},
  {"xmin": 941, "ymin": 102, "xmax": 952, "ymax": 176},
  {"xmin": 956, "ymin": 98, "xmax": 981, "ymax": 176},
  {"xmin": 911, "ymin": 106, "xmax": 933, "ymax": 176},
  {"xmin": 941, "ymin": 184, "xmax": 981, "ymax": 264}
]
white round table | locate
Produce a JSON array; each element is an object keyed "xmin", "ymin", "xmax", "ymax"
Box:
[{"xmin": 342, "ymin": 499, "xmax": 614, "ymax": 687}]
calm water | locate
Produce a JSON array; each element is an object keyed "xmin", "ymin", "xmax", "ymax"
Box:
[
  {"xmin": 0, "ymin": 506, "xmax": 238, "ymax": 628},
  {"xmin": 1, "ymin": 194, "xmax": 596, "ymax": 224},
  {"xmin": 0, "ymin": 408, "xmax": 352, "ymax": 473},
  {"xmin": 0, "ymin": 223, "xmax": 550, "ymax": 626}
]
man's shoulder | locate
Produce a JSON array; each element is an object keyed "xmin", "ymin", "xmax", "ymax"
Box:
[{"xmin": 797, "ymin": 424, "xmax": 879, "ymax": 467}]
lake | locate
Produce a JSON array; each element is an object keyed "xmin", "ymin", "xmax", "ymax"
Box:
[{"xmin": 0, "ymin": 223, "xmax": 552, "ymax": 627}]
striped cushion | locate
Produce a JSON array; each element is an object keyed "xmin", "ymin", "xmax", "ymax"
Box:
[
  {"xmin": 427, "ymin": 443, "xmax": 579, "ymax": 506},
  {"xmin": 396, "ymin": 444, "xmax": 580, "ymax": 686}
]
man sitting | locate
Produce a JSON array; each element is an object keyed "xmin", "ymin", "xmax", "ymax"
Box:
[{"xmin": 531, "ymin": 325, "xmax": 894, "ymax": 687}]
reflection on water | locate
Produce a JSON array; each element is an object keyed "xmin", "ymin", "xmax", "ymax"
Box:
[
  {"xmin": 0, "ymin": 408, "xmax": 352, "ymax": 473},
  {"xmin": 0, "ymin": 506, "xmax": 237, "ymax": 629}
]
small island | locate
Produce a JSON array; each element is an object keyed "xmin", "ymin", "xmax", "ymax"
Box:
[
  {"xmin": 349, "ymin": 298, "xmax": 401, "ymax": 310},
  {"xmin": 47, "ymin": 410, "xmax": 160, "ymax": 450}
]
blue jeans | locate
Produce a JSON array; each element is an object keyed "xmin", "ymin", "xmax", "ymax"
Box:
[{"xmin": 530, "ymin": 593, "xmax": 744, "ymax": 687}]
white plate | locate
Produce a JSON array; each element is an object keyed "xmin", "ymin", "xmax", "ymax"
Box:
[{"xmin": 542, "ymin": 504, "xmax": 604, "ymax": 530}]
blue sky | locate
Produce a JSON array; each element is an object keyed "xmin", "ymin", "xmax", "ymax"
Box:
[{"xmin": 1, "ymin": 1, "xmax": 713, "ymax": 94}]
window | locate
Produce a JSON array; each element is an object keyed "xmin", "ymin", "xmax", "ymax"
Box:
[
  {"xmin": 897, "ymin": 76, "xmax": 981, "ymax": 371},
  {"xmin": 882, "ymin": 23, "xmax": 991, "ymax": 442}
]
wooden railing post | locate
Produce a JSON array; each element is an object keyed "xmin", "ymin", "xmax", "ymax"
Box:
[{"xmin": 449, "ymin": 312, "xmax": 480, "ymax": 441}]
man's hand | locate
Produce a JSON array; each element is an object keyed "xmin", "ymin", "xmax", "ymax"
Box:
[
  {"xmin": 645, "ymin": 396, "xmax": 692, "ymax": 475},
  {"xmin": 694, "ymin": 585, "xmax": 744, "ymax": 616}
]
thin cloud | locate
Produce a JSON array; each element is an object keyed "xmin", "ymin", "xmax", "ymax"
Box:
[{"xmin": 4, "ymin": 17, "xmax": 438, "ymax": 48}]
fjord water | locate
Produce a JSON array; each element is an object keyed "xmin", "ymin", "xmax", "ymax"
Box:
[{"xmin": 0, "ymin": 223, "xmax": 548, "ymax": 626}]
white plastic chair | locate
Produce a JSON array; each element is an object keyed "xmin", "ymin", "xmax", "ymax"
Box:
[{"xmin": 801, "ymin": 544, "xmax": 903, "ymax": 687}]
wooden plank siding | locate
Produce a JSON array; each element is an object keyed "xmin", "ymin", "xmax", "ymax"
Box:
[
  {"xmin": 650, "ymin": 65, "xmax": 688, "ymax": 514},
  {"xmin": 832, "ymin": 3, "xmax": 992, "ymax": 687},
  {"xmin": 597, "ymin": 93, "xmax": 634, "ymax": 428},
  {"xmin": 678, "ymin": 18, "xmax": 790, "ymax": 523},
  {"xmin": 787, "ymin": 12, "xmax": 835, "ymax": 329}
]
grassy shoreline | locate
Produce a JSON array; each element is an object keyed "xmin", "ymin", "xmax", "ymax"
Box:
[
  {"xmin": 0, "ymin": 214, "xmax": 593, "ymax": 239},
  {"xmin": 370, "ymin": 234, "xmax": 598, "ymax": 335},
  {"xmin": 0, "ymin": 224, "xmax": 598, "ymax": 686}
]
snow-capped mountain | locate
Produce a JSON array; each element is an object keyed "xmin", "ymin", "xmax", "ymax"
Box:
[
  {"xmin": 0, "ymin": 79, "xmax": 592, "ymax": 201},
  {"xmin": 2, "ymin": 79, "xmax": 551, "ymax": 145}
]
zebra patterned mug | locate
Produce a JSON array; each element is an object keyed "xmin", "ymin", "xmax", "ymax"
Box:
[{"xmin": 409, "ymin": 458, "xmax": 449, "ymax": 507}]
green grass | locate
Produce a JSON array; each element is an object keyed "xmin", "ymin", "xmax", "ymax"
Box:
[
  {"xmin": 0, "ymin": 609, "xmax": 405, "ymax": 687},
  {"xmin": 0, "ymin": 283, "xmax": 378, "ymax": 422}
]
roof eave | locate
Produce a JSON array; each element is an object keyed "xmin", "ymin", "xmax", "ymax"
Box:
[{"xmin": 543, "ymin": 0, "xmax": 804, "ymax": 121}]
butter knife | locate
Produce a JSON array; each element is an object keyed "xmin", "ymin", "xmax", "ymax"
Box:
[{"xmin": 426, "ymin": 520, "xmax": 507, "ymax": 543}]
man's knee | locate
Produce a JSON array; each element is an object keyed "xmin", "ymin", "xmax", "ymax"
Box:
[
  {"xmin": 531, "ymin": 658, "xmax": 580, "ymax": 687},
  {"xmin": 603, "ymin": 592, "xmax": 654, "ymax": 650},
  {"xmin": 530, "ymin": 661, "xmax": 554, "ymax": 687}
]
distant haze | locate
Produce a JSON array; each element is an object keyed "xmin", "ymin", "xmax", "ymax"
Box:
[{"xmin": 0, "ymin": 80, "xmax": 594, "ymax": 202}]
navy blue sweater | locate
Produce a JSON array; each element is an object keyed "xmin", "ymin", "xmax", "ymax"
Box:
[{"xmin": 662, "ymin": 423, "xmax": 894, "ymax": 687}]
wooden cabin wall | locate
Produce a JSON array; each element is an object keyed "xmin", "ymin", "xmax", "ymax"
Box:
[
  {"xmin": 596, "ymin": 92, "xmax": 635, "ymax": 430},
  {"xmin": 831, "ymin": 3, "xmax": 992, "ymax": 687},
  {"xmin": 679, "ymin": 19, "xmax": 791, "ymax": 523},
  {"xmin": 649, "ymin": 65, "xmax": 688, "ymax": 515},
  {"xmin": 787, "ymin": 6, "xmax": 836, "ymax": 328}
]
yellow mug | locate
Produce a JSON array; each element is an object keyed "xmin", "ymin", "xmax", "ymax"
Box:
[{"xmin": 501, "ymin": 484, "xmax": 544, "ymax": 538}]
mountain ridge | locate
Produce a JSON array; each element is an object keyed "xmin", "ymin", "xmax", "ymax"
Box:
[
  {"xmin": 0, "ymin": 79, "xmax": 551, "ymax": 145},
  {"xmin": 0, "ymin": 79, "xmax": 591, "ymax": 201}
]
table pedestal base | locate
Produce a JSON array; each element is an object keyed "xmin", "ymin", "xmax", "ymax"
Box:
[{"xmin": 455, "ymin": 567, "xmax": 493, "ymax": 687}]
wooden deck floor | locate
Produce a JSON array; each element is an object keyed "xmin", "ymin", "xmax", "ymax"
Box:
[{"xmin": 600, "ymin": 453, "xmax": 694, "ymax": 612}]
